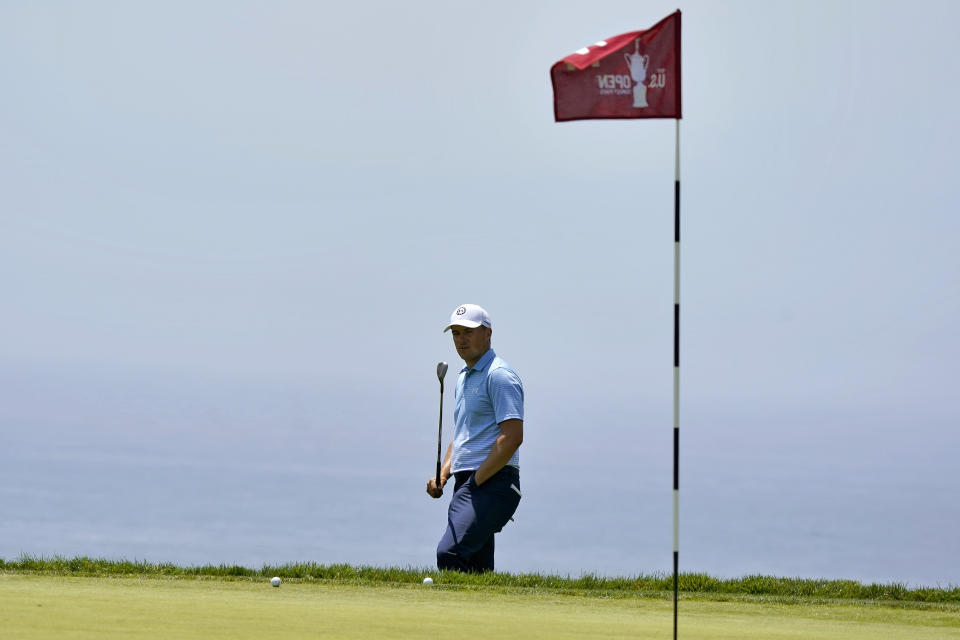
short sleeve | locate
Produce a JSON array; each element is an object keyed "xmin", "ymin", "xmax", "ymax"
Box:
[{"xmin": 488, "ymin": 367, "xmax": 524, "ymax": 423}]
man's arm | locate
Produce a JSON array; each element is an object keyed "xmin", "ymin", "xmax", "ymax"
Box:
[
  {"xmin": 473, "ymin": 419, "xmax": 523, "ymax": 485},
  {"xmin": 426, "ymin": 443, "xmax": 453, "ymax": 498}
]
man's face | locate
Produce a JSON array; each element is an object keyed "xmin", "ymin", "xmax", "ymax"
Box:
[{"xmin": 450, "ymin": 325, "xmax": 492, "ymax": 366}]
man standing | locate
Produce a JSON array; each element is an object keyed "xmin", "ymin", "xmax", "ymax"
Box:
[{"xmin": 426, "ymin": 303, "xmax": 523, "ymax": 573}]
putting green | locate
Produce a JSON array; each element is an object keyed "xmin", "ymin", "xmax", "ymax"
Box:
[{"xmin": 1, "ymin": 575, "xmax": 957, "ymax": 639}]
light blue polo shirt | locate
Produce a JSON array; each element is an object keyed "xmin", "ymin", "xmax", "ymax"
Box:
[{"xmin": 450, "ymin": 349, "xmax": 524, "ymax": 473}]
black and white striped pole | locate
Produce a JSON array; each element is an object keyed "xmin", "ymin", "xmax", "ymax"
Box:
[{"xmin": 673, "ymin": 117, "xmax": 681, "ymax": 640}]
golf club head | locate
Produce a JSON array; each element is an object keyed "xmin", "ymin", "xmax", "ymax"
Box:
[{"xmin": 436, "ymin": 361, "xmax": 449, "ymax": 382}]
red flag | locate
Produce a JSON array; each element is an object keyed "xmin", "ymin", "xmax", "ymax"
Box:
[{"xmin": 551, "ymin": 11, "xmax": 681, "ymax": 121}]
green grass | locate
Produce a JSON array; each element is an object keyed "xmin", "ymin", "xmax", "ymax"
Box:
[
  {"xmin": 2, "ymin": 554, "xmax": 958, "ymax": 606},
  {"xmin": 2, "ymin": 573, "xmax": 958, "ymax": 640}
]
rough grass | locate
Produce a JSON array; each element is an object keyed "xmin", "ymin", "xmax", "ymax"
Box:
[{"xmin": 3, "ymin": 554, "xmax": 958, "ymax": 607}]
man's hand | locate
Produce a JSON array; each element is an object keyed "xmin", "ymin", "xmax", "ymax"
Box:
[{"xmin": 426, "ymin": 476, "xmax": 447, "ymax": 499}]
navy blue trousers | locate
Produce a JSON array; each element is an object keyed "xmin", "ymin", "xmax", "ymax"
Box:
[{"xmin": 436, "ymin": 466, "xmax": 521, "ymax": 573}]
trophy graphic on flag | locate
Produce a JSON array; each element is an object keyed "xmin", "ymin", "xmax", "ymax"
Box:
[{"xmin": 624, "ymin": 39, "xmax": 650, "ymax": 108}]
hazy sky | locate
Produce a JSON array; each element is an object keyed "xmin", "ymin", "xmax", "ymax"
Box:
[{"xmin": 2, "ymin": 1, "xmax": 958, "ymax": 581}]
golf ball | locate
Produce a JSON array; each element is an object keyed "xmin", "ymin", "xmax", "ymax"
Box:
[
  {"xmin": 270, "ymin": 576, "xmax": 282, "ymax": 587},
  {"xmin": 423, "ymin": 577, "xmax": 434, "ymax": 585}
]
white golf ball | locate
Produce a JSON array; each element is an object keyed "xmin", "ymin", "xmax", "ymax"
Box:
[
  {"xmin": 270, "ymin": 576, "xmax": 282, "ymax": 587},
  {"xmin": 423, "ymin": 577, "xmax": 434, "ymax": 585}
]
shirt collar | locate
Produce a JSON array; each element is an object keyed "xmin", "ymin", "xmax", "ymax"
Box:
[{"xmin": 462, "ymin": 348, "xmax": 496, "ymax": 373}]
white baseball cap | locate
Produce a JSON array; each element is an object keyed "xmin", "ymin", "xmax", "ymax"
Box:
[{"xmin": 443, "ymin": 304, "xmax": 492, "ymax": 332}]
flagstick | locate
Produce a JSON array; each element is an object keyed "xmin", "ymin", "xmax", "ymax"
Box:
[{"xmin": 673, "ymin": 117, "xmax": 680, "ymax": 640}]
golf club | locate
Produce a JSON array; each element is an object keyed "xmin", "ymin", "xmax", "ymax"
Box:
[{"xmin": 435, "ymin": 361, "xmax": 448, "ymax": 489}]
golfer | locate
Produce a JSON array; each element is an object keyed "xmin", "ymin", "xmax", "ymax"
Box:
[{"xmin": 426, "ymin": 303, "xmax": 524, "ymax": 572}]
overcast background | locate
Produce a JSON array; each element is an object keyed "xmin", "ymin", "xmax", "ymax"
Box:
[{"xmin": 2, "ymin": 0, "xmax": 958, "ymax": 586}]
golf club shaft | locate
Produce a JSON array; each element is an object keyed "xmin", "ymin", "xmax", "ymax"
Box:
[{"xmin": 435, "ymin": 382, "xmax": 444, "ymax": 487}]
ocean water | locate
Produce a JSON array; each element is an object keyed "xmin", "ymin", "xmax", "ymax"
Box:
[{"xmin": 2, "ymin": 368, "xmax": 957, "ymax": 587}]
